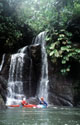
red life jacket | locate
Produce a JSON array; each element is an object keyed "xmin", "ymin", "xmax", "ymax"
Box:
[{"xmin": 21, "ymin": 100, "xmax": 27, "ymax": 105}]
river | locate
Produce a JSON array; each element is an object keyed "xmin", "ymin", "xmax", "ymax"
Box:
[{"xmin": 0, "ymin": 107, "xmax": 80, "ymax": 125}]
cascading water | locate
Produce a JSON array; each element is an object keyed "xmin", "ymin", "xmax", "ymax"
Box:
[
  {"xmin": 6, "ymin": 31, "xmax": 49, "ymax": 105},
  {"xmin": 0, "ymin": 54, "xmax": 5, "ymax": 72},
  {"xmin": 6, "ymin": 47, "xmax": 28, "ymax": 105},
  {"xmin": 35, "ymin": 32, "xmax": 49, "ymax": 102}
]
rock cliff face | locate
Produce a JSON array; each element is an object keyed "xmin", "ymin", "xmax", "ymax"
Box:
[
  {"xmin": 0, "ymin": 95, "xmax": 6, "ymax": 109},
  {"xmin": 22, "ymin": 45, "xmax": 41, "ymax": 97},
  {"xmin": 48, "ymin": 60, "xmax": 73, "ymax": 106},
  {"xmin": 0, "ymin": 54, "xmax": 10, "ymax": 109},
  {"xmin": 0, "ymin": 76, "xmax": 7, "ymax": 102},
  {"xmin": 48, "ymin": 59, "xmax": 80, "ymax": 107},
  {"xmin": 0, "ymin": 44, "xmax": 80, "ymax": 108}
]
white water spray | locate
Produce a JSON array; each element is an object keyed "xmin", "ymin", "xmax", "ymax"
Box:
[
  {"xmin": 6, "ymin": 47, "xmax": 27, "ymax": 105},
  {"xmin": 0, "ymin": 54, "xmax": 5, "ymax": 72},
  {"xmin": 35, "ymin": 32, "xmax": 49, "ymax": 102}
]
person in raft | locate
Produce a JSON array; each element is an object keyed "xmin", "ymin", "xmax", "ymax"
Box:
[
  {"xmin": 39, "ymin": 97, "xmax": 48, "ymax": 106},
  {"xmin": 21, "ymin": 97, "xmax": 28, "ymax": 106}
]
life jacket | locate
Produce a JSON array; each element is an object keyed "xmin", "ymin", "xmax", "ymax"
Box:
[
  {"xmin": 21, "ymin": 100, "xmax": 27, "ymax": 106},
  {"xmin": 40, "ymin": 100, "xmax": 48, "ymax": 106}
]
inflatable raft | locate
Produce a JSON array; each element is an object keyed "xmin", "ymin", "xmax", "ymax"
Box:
[
  {"xmin": 8, "ymin": 104, "xmax": 37, "ymax": 108},
  {"xmin": 8, "ymin": 104, "xmax": 47, "ymax": 108}
]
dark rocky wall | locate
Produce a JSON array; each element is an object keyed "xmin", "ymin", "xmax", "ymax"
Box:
[
  {"xmin": 22, "ymin": 44, "xmax": 41, "ymax": 97},
  {"xmin": 0, "ymin": 95, "xmax": 6, "ymax": 109},
  {"xmin": 48, "ymin": 59, "xmax": 80, "ymax": 107},
  {"xmin": 48, "ymin": 60, "xmax": 73, "ymax": 106},
  {"xmin": 0, "ymin": 54, "xmax": 10, "ymax": 80},
  {"xmin": 0, "ymin": 54, "xmax": 10, "ymax": 109}
]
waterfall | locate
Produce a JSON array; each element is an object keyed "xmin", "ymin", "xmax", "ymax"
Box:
[
  {"xmin": 6, "ymin": 46, "xmax": 28, "ymax": 105},
  {"xmin": 35, "ymin": 32, "xmax": 49, "ymax": 102},
  {"xmin": 6, "ymin": 31, "xmax": 49, "ymax": 105},
  {"xmin": 0, "ymin": 54, "xmax": 5, "ymax": 72}
]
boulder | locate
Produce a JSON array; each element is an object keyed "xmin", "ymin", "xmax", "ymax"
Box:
[{"xmin": 27, "ymin": 97, "xmax": 40, "ymax": 105}]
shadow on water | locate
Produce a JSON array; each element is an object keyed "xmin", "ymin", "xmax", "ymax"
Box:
[{"xmin": 0, "ymin": 107, "xmax": 80, "ymax": 125}]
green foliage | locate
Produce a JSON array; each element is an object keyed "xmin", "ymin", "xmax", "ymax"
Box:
[
  {"xmin": 15, "ymin": 0, "xmax": 56, "ymax": 32},
  {"xmin": 1, "ymin": 0, "xmax": 80, "ymax": 34},
  {"xmin": 0, "ymin": 0, "xmax": 80, "ymax": 60},
  {"xmin": 47, "ymin": 29, "xmax": 80, "ymax": 75},
  {"xmin": 0, "ymin": 0, "xmax": 21, "ymax": 51},
  {"xmin": 73, "ymin": 1, "xmax": 80, "ymax": 18},
  {"xmin": 45, "ymin": 0, "xmax": 80, "ymax": 75},
  {"xmin": 0, "ymin": 0, "xmax": 34, "ymax": 53},
  {"xmin": 0, "ymin": 17, "xmax": 22, "ymax": 45}
]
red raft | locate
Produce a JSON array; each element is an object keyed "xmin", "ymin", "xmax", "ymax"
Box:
[{"xmin": 8, "ymin": 104, "xmax": 37, "ymax": 108}]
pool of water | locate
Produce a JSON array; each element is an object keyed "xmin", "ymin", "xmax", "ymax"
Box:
[{"xmin": 0, "ymin": 107, "xmax": 80, "ymax": 125}]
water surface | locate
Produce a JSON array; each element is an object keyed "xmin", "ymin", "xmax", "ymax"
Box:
[{"xmin": 0, "ymin": 107, "xmax": 80, "ymax": 125}]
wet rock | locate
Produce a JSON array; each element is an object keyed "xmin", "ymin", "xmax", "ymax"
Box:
[
  {"xmin": 0, "ymin": 54, "xmax": 10, "ymax": 80},
  {"xmin": 0, "ymin": 96, "xmax": 6, "ymax": 109},
  {"xmin": 22, "ymin": 44, "xmax": 41, "ymax": 97},
  {"xmin": 48, "ymin": 60, "xmax": 73, "ymax": 106},
  {"xmin": 0, "ymin": 76, "xmax": 7, "ymax": 102},
  {"xmin": 27, "ymin": 97, "xmax": 40, "ymax": 105}
]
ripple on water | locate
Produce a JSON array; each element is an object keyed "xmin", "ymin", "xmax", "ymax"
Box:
[{"xmin": 0, "ymin": 107, "xmax": 80, "ymax": 125}]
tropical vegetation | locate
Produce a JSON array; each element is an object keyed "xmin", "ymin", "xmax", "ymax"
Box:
[{"xmin": 0, "ymin": 0, "xmax": 80, "ymax": 74}]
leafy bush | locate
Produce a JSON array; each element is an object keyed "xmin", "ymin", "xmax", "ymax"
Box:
[{"xmin": 47, "ymin": 29, "xmax": 80, "ymax": 75}]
